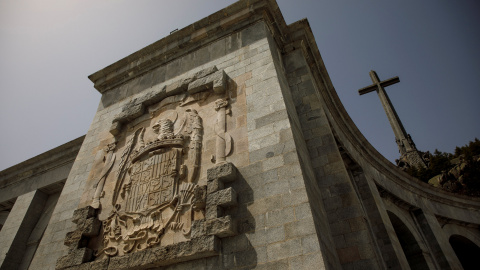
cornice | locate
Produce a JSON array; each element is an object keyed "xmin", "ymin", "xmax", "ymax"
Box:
[
  {"xmin": 88, "ymin": 0, "xmax": 289, "ymax": 94},
  {"xmin": 0, "ymin": 136, "xmax": 85, "ymax": 189}
]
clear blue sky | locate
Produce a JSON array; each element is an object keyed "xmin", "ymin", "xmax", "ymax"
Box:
[{"xmin": 1, "ymin": 0, "xmax": 479, "ymax": 170}]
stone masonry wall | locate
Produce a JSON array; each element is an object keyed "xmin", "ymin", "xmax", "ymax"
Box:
[
  {"xmin": 283, "ymin": 48, "xmax": 383, "ymax": 269},
  {"xmin": 30, "ymin": 20, "xmax": 330, "ymax": 269},
  {"xmin": 157, "ymin": 20, "xmax": 327, "ymax": 270}
]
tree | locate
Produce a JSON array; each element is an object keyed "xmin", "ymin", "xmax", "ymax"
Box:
[{"xmin": 406, "ymin": 138, "xmax": 480, "ymax": 197}]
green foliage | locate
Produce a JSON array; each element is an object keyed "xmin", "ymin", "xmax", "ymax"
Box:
[
  {"xmin": 407, "ymin": 149, "xmax": 453, "ymax": 183},
  {"xmin": 406, "ymin": 138, "xmax": 480, "ymax": 197},
  {"xmin": 454, "ymin": 138, "xmax": 480, "ymax": 160}
]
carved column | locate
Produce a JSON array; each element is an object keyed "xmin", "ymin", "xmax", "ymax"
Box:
[
  {"xmin": 91, "ymin": 142, "xmax": 116, "ymax": 209},
  {"xmin": 214, "ymin": 99, "xmax": 230, "ymax": 165}
]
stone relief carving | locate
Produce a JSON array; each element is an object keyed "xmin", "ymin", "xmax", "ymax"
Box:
[
  {"xmin": 212, "ymin": 98, "xmax": 232, "ymax": 164},
  {"xmin": 91, "ymin": 142, "xmax": 117, "ymax": 209},
  {"xmin": 58, "ymin": 66, "xmax": 240, "ymax": 269},
  {"xmin": 97, "ymin": 109, "xmax": 204, "ymax": 257}
]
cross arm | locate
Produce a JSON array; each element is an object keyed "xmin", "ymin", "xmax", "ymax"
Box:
[
  {"xmin": 379, "ymin": 76, "xmax": 400, "ymax": 88},
  {"xmin": 358, "ymin": 84, "xmax": 377, "ymax": 95},
  {"xmin": 358, "ymin": 76, "xmax": 400, "ymax": 95}
]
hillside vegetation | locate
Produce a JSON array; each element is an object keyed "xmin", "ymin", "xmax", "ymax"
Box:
[{"xmin": 407, "ymin": 138, "xmax": 480, "ymax": 197}]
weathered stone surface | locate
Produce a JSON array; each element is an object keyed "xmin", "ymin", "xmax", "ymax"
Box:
[
  {"xmin": 108, "ymin": 67, "xmax": 228, "ymax": 131},
  {"xmin": 81, "ymin": 217, "xmax": 101, "ymax": 237},
  {"xmin": 72, "ymin": 206, "xmax": 96, "ymax": 225},
  {"xmin": 109, "ymin": 121, "xmax": 122, "ymax": 136},
  {"xmin": 56, "ymin": 248, "xmax": 93, "ymax": 270},
  {"xmin": 206, "ymin": 216, "xmax": 236, "ymax": 238},
  {"xmin": 192, "ymin": 185, "xmax": 207, "ymax": 210},
  {"xmin": 207, "ymin": 187, "xmax": 237, "ymax": 208},
  {"xmin": 194, "ymin": 66, "xmax": 218, "ymax": 79},
  {"xmin": 207, "ymin": 178, "xmax": 224, "ymax": 194},
  {"xmin": 111, "ymin": 87, "xmax": 168, "ymax": 126},
  {"xmin": 212, "ymin": 70, "xmax": 227, "ymax": 93},
  {"xmin": 136, "ymin": 86, "xmax": 167, "ymax": 106},
  {"xmin": 191, "ymin": 220, "xmax": 206, "ymax": 238},
  {"xmin": 63, "ymin": 207, "xmax": 101, "ymax": 255},
  {"xmin": 206, "ymin": 162, "xmax": 237, "ymax": 182},
  {"xmin": 107, "ymin": 236, "xmax": 220, "ymax": 270},
  {"xmin": 188, "ymin": 70, "xmax": 227, "ymax": 94},
  {"xmin": 187, "ymin": 77, "xmax": 209, "ymax": 94},
  {"xmin": 115, "ymin": 103, "xmax": 145, "ymax": 123},
  {"xmin": 165, "ymin": 79, "xmax": 189, "ymax": 96},
  {"xmin": 62, "ymin": 258, "xmax": 109, "ymax": 270},
  {"xmin": 206, "ymin": 205, "xmax": 224, "ymax": 220},
  {"xmin": 64, "ymin": 230, "xmax": 83, "ymax": 249}
]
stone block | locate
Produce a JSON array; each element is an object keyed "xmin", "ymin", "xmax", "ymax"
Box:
[
  {"xmin": 72, "ymin": 207, "xmax": 96, "ymax": 225},
  {"xmin": 113, "ymin": 103, "xmax": 145, "ymax": 123},
  {"xmin": 191, "ymin": 220, "xmax": 206, "ymax": 238},
  {"xmin": 337, "ymin": 246, "xmax": 361, "ymax": 264},
  {"xmin": 207, "ymin": 187, "xmax": 237, "ymax": 208},
  {"xmin": 140, "ymin": 86, "xmax": 167, "ymax": 106},
  {"xmin": 165, "ymin": 80, "xmax": 187, "ymax": 96},
  {"xmin": 265, "ymin": 207, "xmax": 295, "ymax": 228},
  {"xmin": 255, "ymin": 109, "xmax": 289, "ymax": 129},
  {"xmin": 194, "ymin": 66, "xmax": 218, "ymax": 79},
  {"xmin": 187, "ymin": 77, "xmax": 209, "ymax": 94},
  {"xmin": 207, "ymin": 178, "xmax": 224, "ymax": 194},
  {"xmin": 81, "ymin": 217, "xmax": 101, "ymax": 237},
  {"xmin": 109, "ymin": 121, "xmax": 122, "ymax": 136},
  {"xmin": 206, "ymin": 216, "xmax": 236, "ymax": 238},
  {"xmin": 64, "ymin": 230, "xmax": 82, "ymax": 249},
  {"xmin": 206, "ymin": 205, "xmax": 223, "ymax": 220},
  {"xmin": 56, "ymin": 248, "xmax": 93, "ymax": 270},
  {"xmin": 284, "ymin": 219, "xmax": 316, "ymax": 238},
  {"xmin": 206, "ymin": 162, "xmax": 237, "ymax": 182},
  {"xmin": 62, "ymin": 258, "xmax": 109, "ymax": 270},
  {"xmin": 266, "ymin": 238, "xmax": 303, "ymax": 261},
  {"xmin": 266, "ymin": 225, "xmax": 285, "ymax": 244},
  {"xmin": 106, "ymin": 236, "xmax": 219, "ymax": 270},
  {"xmin": 187, "ymin": 70, "xmax": 227, "ymax": 94},
  {"xmin": 192, "ymin": 185, "xmax": 207, "ymax": 210}
]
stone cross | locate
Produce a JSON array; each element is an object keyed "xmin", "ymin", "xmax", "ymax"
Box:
[{"xmin": 358, "ymin": 70, "xmax": 415, "ymax": 156}]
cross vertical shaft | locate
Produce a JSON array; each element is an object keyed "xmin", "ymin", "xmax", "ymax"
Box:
[{"xmin": 358, "ymin": 70, "xmax": 418, "ymax": 158}]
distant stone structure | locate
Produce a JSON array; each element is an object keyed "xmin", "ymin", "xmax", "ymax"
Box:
[
  {"xmin": 358, "ymin": 70, "xmax": 429, "ymax": 170},
  {"xmin": 1, "ymin": 1, "xmax": 479, "ymax": 269}
]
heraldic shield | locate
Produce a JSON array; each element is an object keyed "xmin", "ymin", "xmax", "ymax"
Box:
[
  {"xmin": 126, "ymin": 148, "xmax": 180, "ymax": 212},
  {"xmin": 97, "ymin": 109, "xmax": 203, "ymax": 257}
]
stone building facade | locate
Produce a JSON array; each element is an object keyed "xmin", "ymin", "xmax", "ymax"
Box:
[{"xmin": 1, "ymin": 1, "xmax": 479, "ymax": 269}]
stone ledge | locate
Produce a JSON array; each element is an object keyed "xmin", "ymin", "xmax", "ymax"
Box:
[
  {"xmin": 61, "ymin": 258, "xmax": 109, "ymax": 270},
  {"xmin": 206, "ymin": 216, "xmax": 237, "ymax": 238},
  {"xmin": 207, "ymin": 187, "xmax": 237, "ymax": 208},
  {"xmin": 107, "ymin": 236, "xmax": 220, "ymax": 270},
  {"xmin": 0, "ymin": 135, "xmax": 84, "ymax": 191},
  {"xmin": 207, "ymin": 162, "xmax": 237, "ymax": 183},
  {"xmin": 188, "ymin": 70, "xmax": 226, "ymax": 94},
  {"xmin": 109, "ymin": 66, "xmax": 228, "ymax": 136},
  {"xmin": 56, "ymin": 248, "xmax": 94, "ymax": 270}
]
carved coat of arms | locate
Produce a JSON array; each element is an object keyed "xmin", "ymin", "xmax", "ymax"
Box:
[{"xmin": 97, "ymin": 109, "xmax": 204, "ymax": 257}]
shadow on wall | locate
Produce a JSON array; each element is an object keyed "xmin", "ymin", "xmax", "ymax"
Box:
[
  {"xmin": 387, "ymin": 211, "xmax": 430, "ymax": 270},
  {"xmin": 449, "ymin": 234, "xmax": 480, "ymax": 270}
]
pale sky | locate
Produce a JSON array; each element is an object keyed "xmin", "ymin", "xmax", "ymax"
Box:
[{"xmin": 1, "ymin": 0, "xmax": 479, "ymax": 171}]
